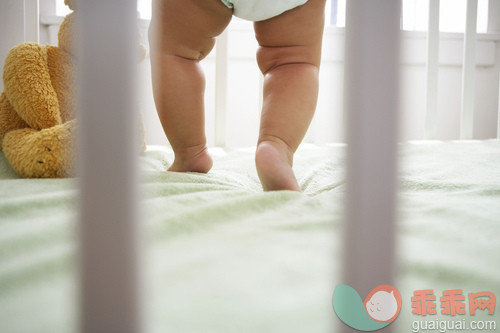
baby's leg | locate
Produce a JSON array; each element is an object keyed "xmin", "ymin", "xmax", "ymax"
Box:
[
  {"xmin": 149, "ymin": 0, "xmax": 232, "ymax": 172},
  {"xmin": 254, "ymin": 0, "xmax": 326, "ymax": 191}
]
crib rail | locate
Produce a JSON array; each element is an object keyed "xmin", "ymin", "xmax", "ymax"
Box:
[
  {"xmin": 425, "ymin": 0, "xmax": 500, "ymax": 140},
  {"xmin": 425, "ymin": 0, "xmax": 439, "ymax": 139},
  {"xmin": 214, "ymin": 30, "xmax": 229, "ymax": 147},
  {"xmin": 461, "ymin": 0, "xmax": 478, "ymax": 139},
  {"xmin": 77, "ymin": 1, "xmax": 142, "ymax": 333},
  {"xmin": 490, "ymin": 0, "xmax": 500, "ymax": 138},
  {"xmin": 36, "ymin": 3, "xmax": 500, "ymax": 143},
  {"xmin": 24, "ymin": 0, "xmax": 40, "ymax": 43},
  {"xmin": 343, "ymin": 3, "xmax": 400, "ymax": 333}
]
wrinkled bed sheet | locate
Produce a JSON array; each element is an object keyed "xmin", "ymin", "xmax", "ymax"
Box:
[{"xmin": 0, "ymin": 141, "xmax": 499, "ymax": 333}]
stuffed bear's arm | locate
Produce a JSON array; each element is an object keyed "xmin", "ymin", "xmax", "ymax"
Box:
[{"xmin": 3, "ymin": 43, "xmax": 62, "ymax": 130}]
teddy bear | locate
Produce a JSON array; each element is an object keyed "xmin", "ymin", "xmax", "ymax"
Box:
[{"xmin": 0, "ymin": 0, "xmax": 146, "ymax": 178}]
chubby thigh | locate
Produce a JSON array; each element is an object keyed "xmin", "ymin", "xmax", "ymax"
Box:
[{"xmin": 149, "ymin": 0, "xmax": 232, "ymax": 61}]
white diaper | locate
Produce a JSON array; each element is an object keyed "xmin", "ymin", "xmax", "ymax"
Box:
[{"xmin": 221, "ymin": 0, "xmax": 308, "ymax": 21}]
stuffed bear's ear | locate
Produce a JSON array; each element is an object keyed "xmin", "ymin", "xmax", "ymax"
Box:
[{"xmin": 64, "ymin": 0, "xmax": 75, "ymax": 11}]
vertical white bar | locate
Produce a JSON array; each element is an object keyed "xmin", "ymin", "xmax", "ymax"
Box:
[
  {"xmin": 39, "ymin": 0, "xmax": 56, "ymax": 17},
  {"xmin": 460, "ymin": 0, "xmax": 478, "ymax": 139},
  {"xmin": 343, "ymin": 4, "xmax": 400, "ymax": 333},
  {"xmin": 48, "ymin": 25, "xmax": 59, "ymax": 46},
  {"xmin": 488, "ymin": 0, "xmax": 500, "ymax": 32},
  {"xmin": 215, "ymin": 30, "xmax": 229, "ymax": 147},
  {"xmin": 24, "ymin": 0, "xmax": 40, "ymax": 43},
  {"xmin": 425, "ymin": 0, "xmax": 440, "ymax": 139},
  {"xmin": 331, "ymin": 0, "xmax": 339, "ymax": 25},
  {"xmin": 0, "ymin": 0, "xmax": 25, "ymax": 92},
  {"xmin": 497, "ymin": 49, "xmax": 500, "ymax": 139},
  {"xmin": 77, "ymin": 0, "xmax": 141, "ymax": 333},
  {"xmin": 489, "ymin": 0, "xmax": 500, "ymax": 138},
  {"xmin": 40, "ymin": 0, "xmax": 57, "ymax": 46},
  {"xmin": 258, "ymin": 74, "xmax": 264, "ymax": 116}
]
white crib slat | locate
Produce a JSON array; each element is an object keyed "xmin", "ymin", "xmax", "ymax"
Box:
[
  {"xmin": 47, "ymin": 25, "xmax": 59, "ymax": 46},
  {"xmin": 215, "ymin": 30, "xmax": 229, "ymax": 147},
  {"xmin": 77, "ymin": 1, "xmax": 142, "ymax": 333},
  {"xmin": 23, "ymin": 0, "xmax": 39, "ymax": 43},
  {"xmin": 488, "ymin": 0, "xmax": 500, "ymax": 32},
  {"xmin": 498, "ymin": 58, "xmax": 500, "ymax": 139},
  {"xmin": 489, "ymin": 0, "xmax": 500, "ymax": 138},
  {"xmin": 460, "ymin": 0, "xmax": 478, "ymax": 140},
  {"xmin": 39, "ymin": 0, "xmax": 56, "ymax": 17},
  {"xmin": 0, "ymin": 1, "xmax": 25, "ymax": 91},
  {"xmin": 425, "ymin": 0, "xmax": 440, "ymax": 139},
  {"xmin": 343, "ymin": 2, "xmax": 400, "ymax": 332}
]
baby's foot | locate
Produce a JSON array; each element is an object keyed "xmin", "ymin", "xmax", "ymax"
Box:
[
  {"xmin": 255, "ymin": 140, "xmax": 300, "ymax": 192},
  {"xmin": 169, "ymin": 145, "xmax": 213, "ymax": 173}
]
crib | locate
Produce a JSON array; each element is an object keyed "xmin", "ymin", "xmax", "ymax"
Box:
[{"xmin": 0, "ymin": 1, "xmax": 499, "ymax": 333}]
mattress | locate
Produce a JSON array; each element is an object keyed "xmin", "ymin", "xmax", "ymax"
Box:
[{"xmin": 0, "ymin": 141, "xmax": 499, "ymax": 333}]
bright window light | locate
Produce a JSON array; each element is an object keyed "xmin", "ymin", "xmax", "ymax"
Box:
[
  {"xmin": 57, "ymin": 0, "xmax": 489, "ymax": 32},
  {"xmin": 330, "ymin": 0, "xmax": 346, "ymax": 26},
  {"xmin": 56, "ymin": 0, "xmax": 152, "ymax": 19},
  {"xmin": 137, "ymin": 0, "xmax": 152, "ymax": 19},
  {"xmin": 401, "ymin": 0, "xmax": 489, "ymax": 33},
  {"xmin": 135, "ymin": 0, "xmax": 341, "ymax": 25},
  {"xmin": 56, "ymin": 0, "xmax": 72, "ymax": 16}
]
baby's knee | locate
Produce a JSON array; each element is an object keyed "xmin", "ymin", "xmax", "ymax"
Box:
[
  {"xmin": 149, "ymin": 29, "xmax": 216, "ymax": 61},
  {"xmin": 256, "ymin": 45, "xmax": 321, "ymax": 75}
]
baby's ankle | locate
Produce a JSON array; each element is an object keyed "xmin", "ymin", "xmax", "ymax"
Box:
[
  {"xmin": 169, "ymin": 144, "xmax": 213, "ymax": 173},
  {"xmin": 255, "ymin": 139, "xmax": 300, "ymax": 191}
]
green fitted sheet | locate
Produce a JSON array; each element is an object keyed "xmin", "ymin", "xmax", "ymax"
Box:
[{"xmin": 0, "ymin": 141, "xmax": 499, "ymax": 333}]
